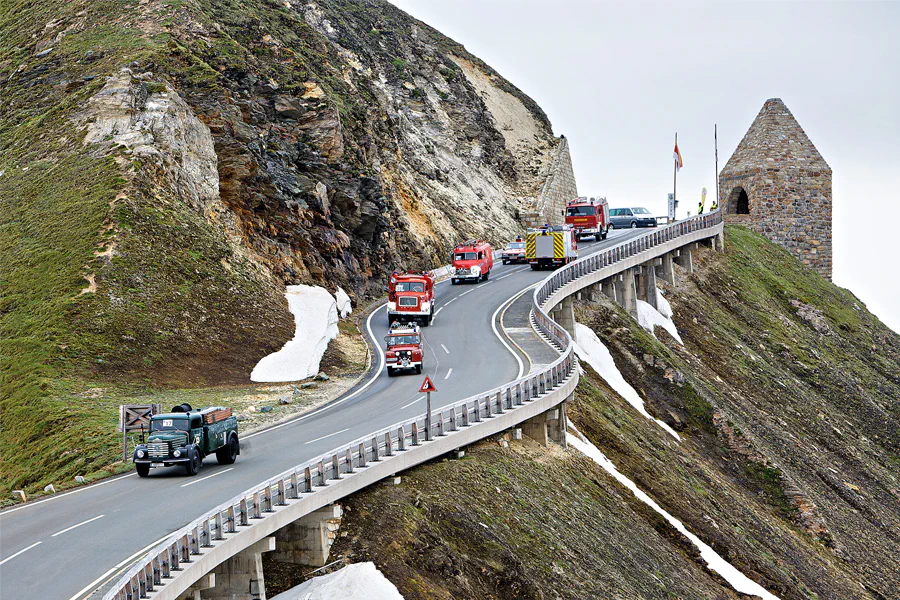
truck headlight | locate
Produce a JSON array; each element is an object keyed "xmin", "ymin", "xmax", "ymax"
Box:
[
  {"xmin": 387, "ymin": 301, "xmax": 396, "ymax": 311},
  {"xmin": 137, "ymin": 450, "xmax": 145, "ymax": 458},
  {"xmin": 471, "ymin": 265, "xmax": 481, "ymax": 275},
  {"xmin": 421, "ymin": 301, "xmax": 430, "ymax": 311},
  {"xmin": 173, "ymin": 449, "xmax": 181, "ymax": 458}
]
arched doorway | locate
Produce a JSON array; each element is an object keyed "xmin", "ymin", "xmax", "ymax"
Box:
[{"xmin": 725, "ymin": 186, "xmax": 750, "ymax": 215}]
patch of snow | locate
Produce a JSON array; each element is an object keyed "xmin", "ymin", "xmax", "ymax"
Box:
[
  {"xmin": 270, "ymin": 562, "xmax": 403, "ymax": 600},
  {"xmin": 251, "ymin": 285, "xmax": 339, "ymax": 382},
  {"xmin": 335, "ymin": 286, "xmax": 353, "ymax": 318},
  {"xmin": 574, "ymin": 323, "xmax": 680, "ymax": 440},
  {"xmin": 656, "ymin": 288, "xmax": 673, "ymax": 318},
  {"xmin": 637, "ymin": 293, "xmax": 683, "ymax": 345},
  {"xmin": 567, "ymin": 427, "xmax": 780, "ymax": 600}
]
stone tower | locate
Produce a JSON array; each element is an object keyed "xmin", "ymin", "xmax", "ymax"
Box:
[{"xmin": 718, "ymin": 98, "xmax": 832, "ymax": 279}]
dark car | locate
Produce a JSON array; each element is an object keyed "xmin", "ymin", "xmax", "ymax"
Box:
[{"xmin": 609, "ymin": 207, "xmax": 657, "ymax": 228}]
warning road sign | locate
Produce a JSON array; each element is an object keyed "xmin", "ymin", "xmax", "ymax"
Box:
[{"xmin": 419, "ymin": 376, "xmax": 437, "ymax": 393}]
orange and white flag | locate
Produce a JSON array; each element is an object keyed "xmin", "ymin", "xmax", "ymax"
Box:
[{"xmin": 673, "ymin": 143, "xmax": 684, "ymax": 172}]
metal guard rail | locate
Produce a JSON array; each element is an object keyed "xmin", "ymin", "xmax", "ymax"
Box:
[{"xmin": 102, "ymin": 210, "xmax": 722, "ymax": 600}]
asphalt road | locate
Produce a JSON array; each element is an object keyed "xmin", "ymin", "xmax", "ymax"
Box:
[{"xmin": 0, "ymin": 228, "xmax": 647, "ymax": 600}]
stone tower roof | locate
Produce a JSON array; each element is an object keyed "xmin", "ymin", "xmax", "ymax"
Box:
[{"xmin": 721, "ymin": 98, "xmax": 830, "ymax": 175}]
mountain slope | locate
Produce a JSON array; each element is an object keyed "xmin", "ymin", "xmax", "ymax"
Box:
[{"xmin": 0, "ymin": 0, "xmax": 562, "ymax": 493}]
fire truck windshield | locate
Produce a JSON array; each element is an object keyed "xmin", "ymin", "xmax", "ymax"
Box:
[
  {"xmin": 387, "ymin": 335, "xmax": 420, "ymax": 345},
  {"xmin": 455, "ymin": 252, "xmax": 477, "ymax": 260},
  {"xmin": 506, "ymin": 242, "xmax": 525, "ymax": 249},
  {"xmin": 566, "ymin": 206, "xmax": 597, "ymax": 216},
  {"xmin": 150, "ymin": 418, "xmax": 190, "ymax": 432},
  {"xmin": 395, "ymin": 282, "xmax": 425, "ymax": 292}
]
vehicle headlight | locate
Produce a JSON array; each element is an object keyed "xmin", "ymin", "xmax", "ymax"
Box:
[
  {"xmin": 137, "ymin": 450, "xmax": 145, "ymax": 458},
  {"xmin": 387, "ymin": 301, "xmax": 396, "ymax": 311},
  {"xmin": 173, "ymin": 449, "xmax": 181, "ymax": 458},
  {"xmin": 471, "ymin": 265, "xmax": 481, "ymax": 275},
  {"xmin": 421, "ymin": 301, "xmax": 430, "ymax": 311}
]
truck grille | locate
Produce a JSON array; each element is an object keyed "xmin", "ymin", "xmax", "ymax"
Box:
[
  {"xmin": 398, "ymin": 297, "xmax": 418, "ymax": 307},
  {"xmin": 148, "ymin": 442, "xmax": 169, "ymax": 458},
  {"xmin": 456, "ymin": 267, "xmax": 470, "ymax": 275}
]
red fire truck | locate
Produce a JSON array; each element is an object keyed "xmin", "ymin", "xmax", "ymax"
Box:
[
  {"xmin": 388, "ymin": 271, "xmax": 436, "ymax": 326},
  {"xmin": 451, "ymin": 239, "xmax": 493, "ymax": 284},
  {"xmin": 384, "ymin": 322, "xmax": 423, "ymax": 376},
  {"xmin": 565, "ymin": 197, "xmax": 610, "ymax": 241}
]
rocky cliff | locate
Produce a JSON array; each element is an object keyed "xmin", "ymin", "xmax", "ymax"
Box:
[
  {"xmin": 293, "ymin": 227, "xmax": 899, "ymax": 600},
  {"xmin": 0, "ymin": 0, "xmax": 568, "ymax": 491}
]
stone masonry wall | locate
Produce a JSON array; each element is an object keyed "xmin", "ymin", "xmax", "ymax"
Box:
[
  {"xmin": 719, "ymin": 99, "xmax": 832, "ymax": 279},
  {"xmin": 523, "ymin": 136, "xmax": 577, "ymax": 228}
]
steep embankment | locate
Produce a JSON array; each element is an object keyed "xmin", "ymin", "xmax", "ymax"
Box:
[
  {"xmin": 0, "ymin": 0, "xmax": 559, "ymax": 494},
  {"xmin": 289, "ymin": 226, "xmax": 899, "ymax": 600}
]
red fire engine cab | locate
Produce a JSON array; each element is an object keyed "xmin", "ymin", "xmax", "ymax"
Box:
[
  {"xmin": 384, "ymin": 322, "xmax": 423, "ymax": 376},
  {"xmin": 451, "ymin": 239, "xmax": 493, "ymax": 285},
  {"xmin": 565, "ymin": 197, "xmax": 610, "ymax": 241},
  {"xmin": 388, "ymin": 271, "xmax": 436, "ymax": 326}
]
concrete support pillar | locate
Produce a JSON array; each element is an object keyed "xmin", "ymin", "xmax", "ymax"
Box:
[
  {"xmin": 206, "ymin": 537, "xmax": 275, "ymax": 600},
  {"xmin": 640, "ymin": 261, "xmax": 658, "ymax": 310},
  {"xmin": 270, "ymin": 504, "xmax": 343, "ymax": 568},
  {"xmin": 714, "ymin": 231, "xmax": 725, "ymax": 253},
  {"xmin": 601, "ymin": 278, "xmax": 617, "ymax": 303},
  {"xmin": 587, "ymin": 282, "xmax": 604, "ymax": 303},
  {"xmin": 657, "ymin": 252, "xmax": 676, "ymax": 285},
  {"xmin": 614, "ymin": 270, "xmax": 637, "ymax": 317},
  {"xmin": 556, "ymin": 296, "xmax": 576, "ymax": 341},
  {"xmin": 176, "ymin": 575, "xmax": 215, "ymax": 600},
  {"xmin": 522, "ymin": 406, "xmax": 566, "ymax": 447},
  {"xmin": 674, "ymin": 246, "xmax": 694, "ymax": 274}
]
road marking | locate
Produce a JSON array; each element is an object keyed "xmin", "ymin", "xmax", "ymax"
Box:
[
  {"xmin": 402, "ymin": 396, "xmax": 424, "ymax": 409},
  {"xmin": 434, "ymin": 307, "xmax": 444, "ymax": 316},
  {"xmin": 445, "ymin": 298, "xmax": 456, "ymax": 304},
  {"xmin": 304, "ymin": 428, "xmax": 350, "ymax": 445},
  {"xmin": 460, "ymin": 290, "xmax": 473, "ymax": 297},
  {"xmin": 441, "ymin": 344, "xmax": 450, "ymax": 354},
  {"xmin": 0, "ymin": 541, "xmax": 42, "ymax": 567},
  {"xmin": 491, "ymin": 285, "xmax": 539, "ymax": 381},
  {"xmin": 180, "ymin": 467, "xmax": 234, "ymax": 488},
  {"xmin": 51, "ymin": 514, "xmax": 105, "ymax": 538},
  {"xmin": 444, "ymin": 368, "xmax": 453, "ymax": 379},
  {"xmin": 0, "ymin": 472, "xmax": 136, "ymax": 517}
]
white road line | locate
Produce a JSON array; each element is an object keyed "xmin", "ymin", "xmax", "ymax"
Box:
[
  {"xmin": 51, "ymin": 514, "xmax": 105, "ymax": 538},
  {"xmin": 460, "ymin": 290, "xmax": 473, "ymax": 297},
  {"xmin": 445, "ymin": 298, "xmax": 456, "ymax": 304},
  {"xmin": 444, "ymin": 368, "xmax": 453, "ymax": 379},
  {"xmin": 402, "ymin": 396, "xmax": 424, "ymax": 409},
  {"xmin": 490, "ymin": 284, "xmax": 538, "ymax": 381},
  {"xmin": 434, "ymin": 307, "xmax": 444, "ymax": 316},
  {"xmin": 0, "ymin": 541, "xmax": 42, "ymax": 567},
  {"xmin": 441, "ymin": 344, "xmax": 450, "ymax": 354},
  {"xmin": 180, "ymin": 467, "xmax": 234, "ymax": 488},
  {"xmin": 0, "ymin": 472, "xmax": 136, "ymax": 517},
  {"xmin": 304, "ymin": 428, "xmax": 350, "ymax": 445}
]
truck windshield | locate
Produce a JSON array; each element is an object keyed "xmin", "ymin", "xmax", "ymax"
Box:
[
  {"xmin": 567, "ymin": 206, "xmax": 596, "ymax": 216},
  {"xmin": 387, "ymin": 335, "xmax": 420, "ymax": 345},
  {"xmin": 506, "ymin": 242, "xmax": 525, "ymax": 249},
  {"xmin": 454, "ymin": 252, "xmax": 477, "ymax": 261},
  {"xmin": 396, "ymin": 282, "xmax": 425, "ymax": 292},
  {"xmin": 150, "ymin": 418, "xmax": 190, "ymax": 432}
]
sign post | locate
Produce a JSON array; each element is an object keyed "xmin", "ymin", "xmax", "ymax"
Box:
[
  {"xmin": 419, "ymin": 376, "xmax": 437, "ymax": 441},
  {"xmin": 667, "ymin": 193, "xmax": 677, "ymax": 221},
  {"xmin": 118, "ymin": 404, "xmax": 161, "ymax": 461}
]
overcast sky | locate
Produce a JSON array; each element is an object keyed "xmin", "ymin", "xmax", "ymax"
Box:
[{"xmin": 389, "ymin": 0, "xmax": 900, "ymax": 332}]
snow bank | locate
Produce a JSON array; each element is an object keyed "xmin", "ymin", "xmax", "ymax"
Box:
[
  {"xmin": 270, "ymin": 562, "xmax": 403, "ymax": 600},
  {"xmin": 335, "ymin": 287, "xmax": 353, "ymax": 318},
  {"xmin": 574, "ymin": 323, "xmax": 680, "ymax": 440},
  {"xmin": 567, "ymin": 428, "xmax": 780, "ymax": 600},
  {"xmin": 637, "ymin": 289, "xmax": 683, "ymax": 345},
  {"xmin": 251, "ymin": 285, "xmax": 339, "ymax": 382}
]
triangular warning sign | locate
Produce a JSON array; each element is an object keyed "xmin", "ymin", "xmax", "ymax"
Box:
[{"xmin": 419, "ymin": 376, "xmax": 437, "ymax": 393}]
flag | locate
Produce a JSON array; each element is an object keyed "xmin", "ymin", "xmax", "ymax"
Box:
[{"xmin": 673, "ymin": 143, "xmax": 684, "ymax": 172}]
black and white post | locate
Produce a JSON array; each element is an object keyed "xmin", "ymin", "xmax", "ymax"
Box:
[{"xmin": 425, "ymin": 391, "xmax": 432, "ymax": 441}]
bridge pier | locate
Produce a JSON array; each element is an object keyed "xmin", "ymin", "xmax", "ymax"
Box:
[
  {"xmin": 522, "ymin": 401, "xmax": 567, "ymax": 448},
  {"xmin": 657, "ymin": 252, "xmax": 676, "ymax": 285},
  {"xmin": 270, "ymin": 504, "xmax": 342, "ymax": 567},
  {"xmin": 674, "ymin": 246, "xmax": 694, "ymax": 274},
  {"xmin": 601, "ymin": 278, "xmax": 617, "ymax": 302},
  {"xmin": 175, "ymin": 574, "xmax": 215, "ymax": 600},
  {"xmin": 714, "ymin": 230, "xmax": 725, "ymax": 252},
  {"xmin": 204, "ymin": 537, "xmax": 275, "ymax": 600},
  {"xmin": 555, "ymin": 296, "xmax": 576, "ymax": 341},
  {"xmin": 614, "ymin": 270, "xmax": 637, "ymax": 317},
  {"xmin": 636, "ymin": 262, "xmax": 659, "ymax": 309}
]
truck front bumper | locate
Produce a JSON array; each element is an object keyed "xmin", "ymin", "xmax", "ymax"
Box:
[
  {"xmin": 134, "ymin": 458, "xmax": 190, "ymax": 467},
  {"xmin": 386, "ymin": 359, "xmax": 422, "ymax": 369},
  {"xmin": 388, "ymin": 310, "xmax": 430, "ymax": 319}
]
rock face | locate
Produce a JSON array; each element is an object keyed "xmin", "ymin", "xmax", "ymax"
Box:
[{"xmin": 718, "ymin": 98, "xmax": 832, "ymax": 279}]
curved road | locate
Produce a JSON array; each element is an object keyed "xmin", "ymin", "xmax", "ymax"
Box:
[{"xmin": 0, "ymin": 229, "xmax": 646, "ymax": 600}]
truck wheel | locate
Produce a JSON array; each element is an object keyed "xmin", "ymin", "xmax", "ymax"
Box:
[
  {"xmin": 482, "ymin": 271, "xmax": 489, "ymax": 281},
  {"xmin": 387, "ymin": 367, "xmax": 396, "ymax": 377},
  {"xmin": 415, "ymin": 364, "xmax": 422, "ymax": 374},
  {"xmin": 530, "ymin": 264, "xmax": 538, "ymax": 270},
  {"xmin": 136, "ymin": 463, "xmax": 150, "ymax": 478},
  {"xmin": 601, "ymin": 229, "xmax": 608, "ymax": 240},
  {"xmin": 451, "ymin": 278, "xmax": 457, "ymax": 285},
  {"xmin": 185, "ymin": 448, "xmax": 201, "ymax": 476},
  {"xmin": 216, "ymin": 434, "xmax": 239, "ymax": 465},
  {"xmin": 595, "ymin": 233, "xmax": 602, "ymax": 242}
]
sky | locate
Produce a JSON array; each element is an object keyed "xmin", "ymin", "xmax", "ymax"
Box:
[{"xmin": 389, "ymin": 0, "xmax": 900, "ymax": 332}]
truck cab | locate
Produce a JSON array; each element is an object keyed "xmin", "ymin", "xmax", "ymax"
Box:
[
  {"xmin": 385, "ymin": 323, "xmax": 423, "ymax": 376},
  {"xmin": 565, "ymin": 197, "xmax": 610, "ymax": 241},
  {"xmin": 133, "ymin": 404, "xmax": 239, "ymax": 477},
  {"xmin": 388, "ymin": 271, "xmax": 436, "ymax": 326},
  {"xmin": 451, "ymin": 239, "xmax": 493, "ymax": 284}
]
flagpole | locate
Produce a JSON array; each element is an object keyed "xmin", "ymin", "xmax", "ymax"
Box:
[
  {"xmin": 673, "ymin": 132, "xmax": 678, "ymax": 219},
  {"xmin": 715, "ymin": 124, "xmax": 719, "ymax": 209}
]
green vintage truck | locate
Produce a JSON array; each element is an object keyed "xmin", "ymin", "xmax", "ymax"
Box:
[{"xmin": 133, "ymin": 404, "xmax": 239, "ymax": 477}]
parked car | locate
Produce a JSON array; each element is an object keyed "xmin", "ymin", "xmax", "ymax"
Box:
[{"xmin": 609, "ymin": 207, "xmax": 657, "ymax": 228}]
